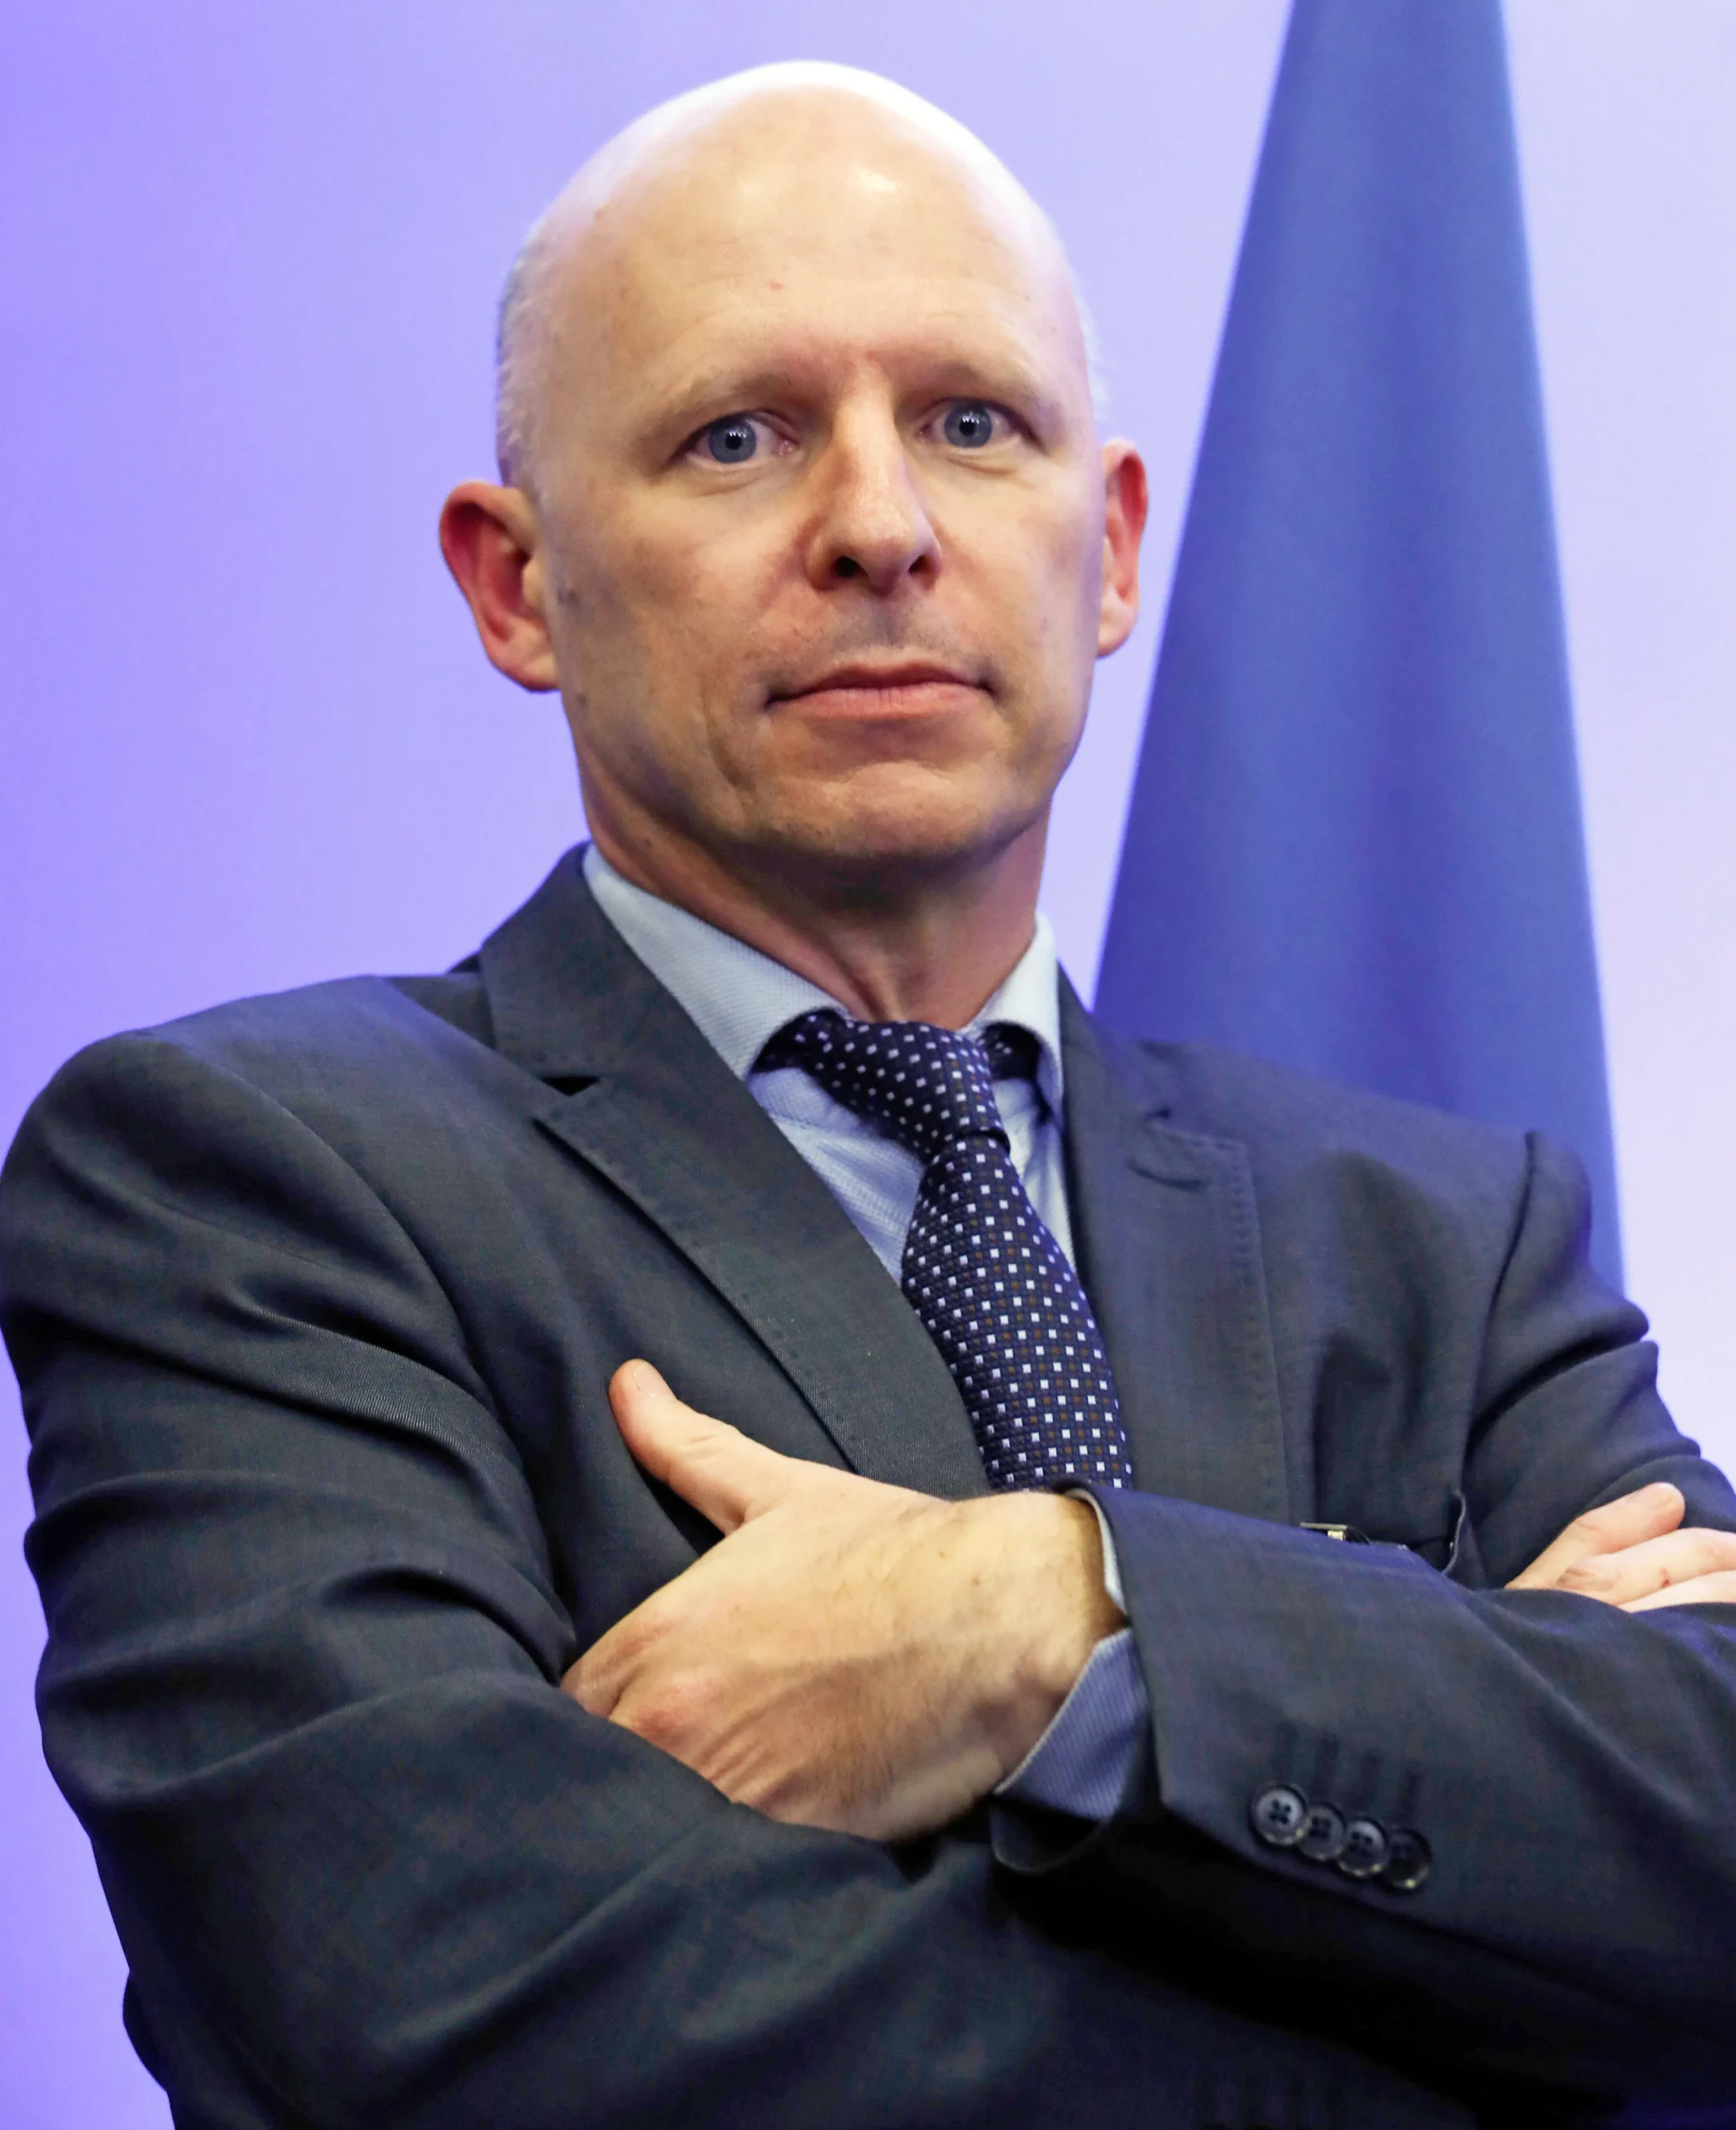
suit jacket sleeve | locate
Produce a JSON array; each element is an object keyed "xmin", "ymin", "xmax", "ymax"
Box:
[
  {"xmin": 3, "ymin": 1030, "xmax": 1417, "ymax": 2130},
  {"xmin": 1053, "ymin": 1129, "xmax": 1736, "ymax": 2120}
]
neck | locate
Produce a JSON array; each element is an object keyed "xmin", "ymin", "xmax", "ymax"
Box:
[{"xmin": 586, "ymin": 814, "xmax": 1049, "ymax": 1028}]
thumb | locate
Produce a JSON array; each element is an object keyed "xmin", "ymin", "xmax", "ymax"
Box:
[{"xmin": 608, "ymin": 1360, "xmax": 795, "ymax": 1534}]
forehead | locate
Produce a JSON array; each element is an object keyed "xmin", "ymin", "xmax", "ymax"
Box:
[{"xmin": 552, "ymin": 99, "xmax": 1082, "ymax": 419}]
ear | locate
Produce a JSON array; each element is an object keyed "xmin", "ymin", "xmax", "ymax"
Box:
[
  {"xmin": 1096, "ymin": 439, "xmax": 1148, "ymax": 658},
  {"xmin": 438, "ymin": 481, "xmax": 561, "ymax": 692}
]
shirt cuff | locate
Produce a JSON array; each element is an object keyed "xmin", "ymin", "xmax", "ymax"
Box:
[
  {"xmin": 992, "ymin": 1492, "xmax": 1143, "ymax": 1820},
  {"xmin": 993, "ymin": 1627, "xmax": 1146, "ymax": 1820},
  {"xmin": 1073, "ymin": 1487, "xmax": 1126, "ymax": 1610}
]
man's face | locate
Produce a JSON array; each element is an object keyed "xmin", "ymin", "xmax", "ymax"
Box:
[{"xmin": 522, "ymin": 98, "xmax": 1140, "ymax": 895}]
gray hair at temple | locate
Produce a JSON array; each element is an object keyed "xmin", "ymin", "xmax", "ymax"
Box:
[{"xmin": 492, "ymin": 61, "xmax": 1108, "ymax": 496}]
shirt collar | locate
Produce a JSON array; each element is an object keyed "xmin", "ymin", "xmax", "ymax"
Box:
[{"xmin": 581, "ymin": 845, "xmax": 1066, "ymax": 1114}]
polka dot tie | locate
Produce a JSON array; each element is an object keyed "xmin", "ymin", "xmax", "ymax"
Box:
[{"xmin": 758, "ymin": 1011, "xmax": 1134, "ymax": 1492}]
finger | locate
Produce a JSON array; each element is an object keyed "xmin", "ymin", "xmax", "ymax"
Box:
[
  {"xmin": 1625, "ymin": 1568, "xmax": 1736, "ymax": 1613},
  {"xmin": 1507, "ymin": 1482, "xmax": 1685, "ymax": 1591},
  {"xmin": 1553, "ymin": 1526, "xmax": 1736, "ymax": 1607},
  {"xmin": 609, "ymin": 1360, "xmax": 794, "ymax": 1533}
]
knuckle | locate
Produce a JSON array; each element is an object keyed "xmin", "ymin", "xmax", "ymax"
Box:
[
  {"xmin": 684, "ymin": 1427, "xmax": 738, "ymax": 1468},
  {"xmin": 624, "ymin": 1585, "xmax": 690, "ymax": 1651},
  {"xmin": 630, "ymin": 1668, "xmax": 713, "ymax": 1752},
  {"xmin": 1559, "ymin": 1557, "xmax": 1617, "ymax": 1595}
]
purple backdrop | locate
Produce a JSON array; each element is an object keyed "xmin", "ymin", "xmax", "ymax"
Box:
[{"xmin": 3, "ymin": 5, "xmax": 1732, "ymax": 2120}]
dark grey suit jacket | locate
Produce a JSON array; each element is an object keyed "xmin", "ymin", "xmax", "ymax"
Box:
[{"xmin": 5, "ymin": 849, "xmax": 1736, "ymax": 2130}]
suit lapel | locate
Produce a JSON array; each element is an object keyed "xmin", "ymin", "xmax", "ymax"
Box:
[
  {"xmin": 1061, "ymin": 984, "xmax": 1291, "ymax": 1524},
  {"xmin": 477, "ymin": 851, "xmax": 988, "ymax": 1501},
  {"xmin": 476, "ymin": 853, "xmax": 1288, "ymax": 1519}
]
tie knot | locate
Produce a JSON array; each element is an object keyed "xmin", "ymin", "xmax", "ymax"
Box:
[{"xmin": 758, "ymin": 1010, "xmax": 1009, "ymax": 1163}]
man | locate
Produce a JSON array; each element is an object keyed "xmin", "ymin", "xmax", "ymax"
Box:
[{"xmin": 6, "ymin": 60, "xmax": 1736, "ymax": 2130}]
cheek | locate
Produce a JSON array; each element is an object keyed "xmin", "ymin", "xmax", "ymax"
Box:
[
  {"xmin": 994, "ymin": 514, "xmax": 1107, "ymax": 776},
  {"xmin": 551, "ymin": 520, "xmax": 795, "ymax": 805},
  {"xmin": 600, "ymin": 516, "xmax": 785, "ymax": 692},
  {"xmin": 551, "ymin": 533, "xmax": 719, "ymax": 719},
  {"xmin": 966, "ymin": 474, "xmax": 1099, "ymax": 608},
  {"xmin": 1046, "ymin": 495, "xmax": 1113, "ymax": 639},
  {"xmin": 970, "ymin": 506, "xmax": 1104, "ymax": 701}
]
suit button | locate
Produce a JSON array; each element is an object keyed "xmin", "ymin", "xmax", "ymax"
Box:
[
  {"xmin": 1382, "ymin": 1827, "xmax": 1432, "ymax": 1893},
  {"xmin": 1336, "ymin": 1816, "xmax": 1390, "ymax": 1880},
  {"xmin": 1296, "ymin": 1801, "xmax": 1348, "ymax": 1863},
  {"xmin": 1250, "ymin": 1785, "xmax": 1308, "ymax": 1847}
]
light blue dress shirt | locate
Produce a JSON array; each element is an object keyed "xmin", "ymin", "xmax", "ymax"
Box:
[{"xmin": 583, "ymin": 847, "xmax": 1145, "ymax": 1820}]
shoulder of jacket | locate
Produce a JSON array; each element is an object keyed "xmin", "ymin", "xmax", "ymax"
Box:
[
  {"xmin": 1111, "ymin": 1034, "xmax": 1536, "ymax": 1197},
  {"xmin": 42, "ymin": 970, "xmax": 493, "ymax": 1110}
]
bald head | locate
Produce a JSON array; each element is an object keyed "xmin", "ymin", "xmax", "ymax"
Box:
[{"xmin": 494, "ymin": 62, "xmax": 1096, "ymax": 493}]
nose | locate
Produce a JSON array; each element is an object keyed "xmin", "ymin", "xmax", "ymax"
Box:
[{"xmin": 804, "ymin": 406, "xmax": 939, "ymax": 597}]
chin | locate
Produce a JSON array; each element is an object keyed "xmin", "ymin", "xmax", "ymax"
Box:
[{"xmin": 754, "ymin": 770, "xmax": 1046, "ymax": 884}]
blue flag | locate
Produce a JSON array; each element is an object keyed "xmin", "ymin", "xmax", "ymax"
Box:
[{"xmin": 1094, "ymin": 0, "xmax": 1621, "ymax": 1285}]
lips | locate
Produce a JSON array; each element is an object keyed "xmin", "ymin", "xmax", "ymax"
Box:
[{"xmin": 770, "ymin": 661, "xmax": 985, "ymax": 710}]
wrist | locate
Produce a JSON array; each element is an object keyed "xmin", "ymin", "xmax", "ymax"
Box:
[
  {"xmin": 956, "ymin": 1491, "xmax": 1126, "ymax": 1778},
  {"xmin": 1040, "ymin": 1491, "xmax": 1128, "ymax": 1677}
]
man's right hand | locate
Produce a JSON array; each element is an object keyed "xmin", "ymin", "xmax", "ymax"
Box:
[
  {"xmin": 562, "ymin": 1362, "xmax": 1120, "ymax": 1840},
  {"xmin": 1508, "ymin": 1480, "xmax": 1736, "ymax": 1610}
]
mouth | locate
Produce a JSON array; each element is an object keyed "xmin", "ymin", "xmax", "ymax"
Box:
[{"xmin": 768, "ymin": 661, "xmax": 988, "ymax": 716}]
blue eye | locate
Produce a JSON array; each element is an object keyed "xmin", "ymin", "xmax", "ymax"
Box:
[
  {"xmin": 704, "ymin": 416, "xmax": 759, "ymax": 463},
  {"xmin": 942, "ymin": 402, "xmax": 997, "ymax": 448}
]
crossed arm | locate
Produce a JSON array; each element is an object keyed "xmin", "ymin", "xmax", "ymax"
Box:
[{"xmin": 569, "ymin": 1359, "xmax": 1736, "ymax": 1842}]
